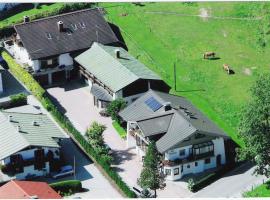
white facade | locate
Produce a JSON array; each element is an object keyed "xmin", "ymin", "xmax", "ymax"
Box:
[
  {"xmin": 126, "ymin": 123, "xmax": 227, "ymax": 181},
  {"xmin": 1, "ymin": 147, "xmax": 60, "ymax": 180}
]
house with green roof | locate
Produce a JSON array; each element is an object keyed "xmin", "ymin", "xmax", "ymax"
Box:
[
  {"xmin": 0, "ymin": 105, "xmax": 67, "ymax": 181},
  {"xmin": 119, "ymin": 90, "xmax": 230, "ymax": 181},
  {"xmin": 75, "ymin": 42, "xmax": 169, "ymax": 109}
]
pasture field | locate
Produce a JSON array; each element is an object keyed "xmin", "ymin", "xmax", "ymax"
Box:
[{"xmin": 101, "ymin": 2, "xmax": 270, "ymax": 146}]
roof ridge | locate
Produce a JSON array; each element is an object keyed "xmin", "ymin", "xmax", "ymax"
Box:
[
  {"xmin": 14, "ymin": 7, "xmax": 99, "ymax": 27},
  {"xmin": 95, "ymin": 43, "xmax": 140, "ymax": 81},
  {"xmin": 11, "ymin": 181, "xmax": 30, "ymax": 198},
  {"xmin": 137, "ymin": 111, "xmax": 175, "ymax": 122},
  {"xmin": 2, "ymin": 111, "xmax": 44, "ymax": 115}
]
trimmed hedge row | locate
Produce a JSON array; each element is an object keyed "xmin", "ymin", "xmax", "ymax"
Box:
[
  {"xmin": 2, "ymin": 51, "xmax": 136, "ymax": 198},
  {"xmin": 50, "ymin": 180, "xmax": 82, "ymax": 195},
  {"xmin": 0, "ymin": 3, "xmax": 96, "ymax": 37}
]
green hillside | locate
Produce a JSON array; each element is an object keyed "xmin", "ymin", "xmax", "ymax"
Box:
[{"xmin": 101, "ymin": 2, "xmax": 270, "ymax": 146}]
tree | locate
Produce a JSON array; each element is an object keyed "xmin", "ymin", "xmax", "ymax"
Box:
[
  {"xmin": 137, "ymin": 141, "xmax": 164, "ymax": 198},
  {"xmin": 86, "ymin": 121, "xmax": 106, "ymax": 149},
  {"xmin": 85, "ymin": 121, "xmax": 113, "ymax": 165},
  {"xmin": 105, "ymin": 99, "xmax": 127, "ymax": 122},
  {"xmin": 238, "ymin": 74, "xmax": 270, "ymax": 177}
]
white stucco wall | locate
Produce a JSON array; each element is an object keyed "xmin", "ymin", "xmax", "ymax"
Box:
[
  {"xmin": 3, "ymin": 147, "xmax": 60, "ymax": 165},
  {"xmin": 59, "ymin": 53, "xmax": 73, "ymax": 66},
  {"xmin": 164, "ymin": 145, "xmax": 193, "ymax": 161},
  {"xmin": 16, "ymin": 162, "xmax": 50, "ymax": 180},
  {"xmin": 13, "ymin": 43, "xmax": 33, "ymax": 66},
  {"xmin": 213, "ymin": 137, "xmax": 226, "ymax": 165},
  {"xmin": 0, "ymin": 73, "xmax": 3, "ymax": 93}
]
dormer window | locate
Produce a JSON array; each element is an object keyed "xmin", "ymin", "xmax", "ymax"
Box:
[
  {"xmin": 46, "ymin": 33, "xmax": 52, "ymax": 39},
  {"xmin": 80, "ymin": 22, "xmax": 86, "ymax": 28},
  {"xmin": 71, "ymin": 24, "xmax": 77, "ymax": 30}
]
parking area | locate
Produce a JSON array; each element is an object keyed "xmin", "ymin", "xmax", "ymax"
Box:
[{"xmin": 47, "ymin": 81, "xmax": 192, "ymax": 198}]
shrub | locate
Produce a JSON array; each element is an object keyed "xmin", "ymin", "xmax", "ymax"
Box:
[
  {"xmin": 50, "ymin": 180, "xmax": 82, "ymax": 196},
  {"xmin": 9, "ymin": 93, "xmax": 27, "ymax": 107},
  {"xmin": 1, "ymin": 52, "xmax": 136, "ymax": 198},
  {"xmin": 187, "ymin": 178, "xmax": 195, "ymax": 191},
  {"xmin": 106, "ymin": 99, "xmax": 127, "ymax": 122}
]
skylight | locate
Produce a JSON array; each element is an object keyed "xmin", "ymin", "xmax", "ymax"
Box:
[{"xmin": 145, "ymin": 97, "xmax": 162, "ymax": 111}]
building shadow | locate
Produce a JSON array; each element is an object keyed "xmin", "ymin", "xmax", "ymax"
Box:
[
  {"xmin": 109, "ymin": 22, "xmax": 128, "ymax": 51},
  {"xmin": 45, "ymin": 91, "xmax": 67, "ymax": 114}
]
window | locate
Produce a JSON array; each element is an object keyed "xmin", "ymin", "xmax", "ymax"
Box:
[
  {"xmin": 187, "ymin": 164, "xmax": 190, "ymax": 169},
  {"xmin": 165, "ymin": 169, "xmax": 171, "ymax": 176},
  {"xmin": 205, "ymin": 158, "xmax": 211, "ymax": 164},
  {"xmin": 181, "ymin": 165, "xmax": 183, "ymax": 173},
  {"xmin": 80, "ymin": 22, "xmax": 86, "ymax": 28},
  {"xmin": 174, "ymin": 168, "xmax": 179, "ymax": 175},
  {"xmin": 34, "ymin": 149, "xmax": 45, "ymax": 170},
  {"xmin": 46, "ymin": 32, "xmax": 52, "ymax": 39},
  {"xmin": 195, "ymin": 162, "xmax": 198, "ymax": 167},
  {"xmin": 179, "ymin": 149, "xmax": 185, "ymax": 156},
  {"xmin": 47, "ymin": 59, "xmax": 53, "ymax": 65}
]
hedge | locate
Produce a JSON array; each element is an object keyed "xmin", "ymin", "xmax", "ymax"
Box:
[
  {"xmin": 190, "ymin": 164, "xmax": 236, "ymax": 192},
  {"xmin": 50, "ymin": 180, "xmax": 82, "ymax": 196},
  {"xmin": 1, "ymin": 51, "xmax": 136, "ymax": 198},
  {"xmin": 9, "ymin": 93, "xmax": 27, "ymax": 108},
  {"xmin": 0, "ymin": 3, "xmax": 96, "ymax": 38}
]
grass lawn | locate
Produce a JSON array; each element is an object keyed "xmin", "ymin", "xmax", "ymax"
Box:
[
  {"xmin": 112, "ymin": 121, "xmax": 127, "ymax": 138},
  {"xmin": 243, "ymin": 180, "xmax": 270, "ymax": 197},
  {"xmin": 0, "ymin": 3, "xmax": 65, "ymax": 28},
  {"xmin": 100, "ymin": 2, "xmax": 270, "ymax": 147}
]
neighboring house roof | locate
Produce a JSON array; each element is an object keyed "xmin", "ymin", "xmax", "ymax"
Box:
[
  {"xmin": 119, "ymin": 90, "xmax": 229, "ymax": 153},
  {"xmin": 0, "ymin": 180, "xmax": 61, "ymax": 199},
  {"xmin": 14, "ymin": 8, "xmax": 119, "ymax": 60},
  {"xmin": 75, "ymin": 42, "xmax": 161, "ymax": 92},
  {"xmin": 0, "ymin": 105, "xmax": 67, "ymax": 160}
]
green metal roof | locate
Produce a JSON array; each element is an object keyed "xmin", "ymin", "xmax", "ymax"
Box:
[
  {"xmin": 0, "ymin": 106, "xmax": 67, "ymax": 160},
  {"xmin": 75, "ymin": 42, "xmax": 161, "ymax": 92}
]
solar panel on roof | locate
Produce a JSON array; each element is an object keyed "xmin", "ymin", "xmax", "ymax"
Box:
[{"xmin": 145, "ymin": 97, "xmax": 162, "ymax": 111}]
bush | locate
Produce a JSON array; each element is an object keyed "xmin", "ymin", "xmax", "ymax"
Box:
[
  {"xmin": 106, "ymin": 99, "xmax": 127, "ymax": 122},
  {"xmin": 1, "ymin": 52, "xmax": 136, "ymax": 198},
  {"xmin": 50, "ymin": 180, "xmax": 82, "ymax": 196},
  {"xmin": 9, "ymin": 93, "xmax": 27, "ymax": 107}
]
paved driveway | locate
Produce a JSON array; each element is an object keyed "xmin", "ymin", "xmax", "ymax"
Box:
[
  {"xmin": 47, "ymin": 81, "xmax": 192, "ymax": 198},
  {"xmin": 27, "ymin": 94, "xmax": 122, "ymax": 198},
  {"xmin": 192, "ymin": 162, "xmax": 266, "ymax": 197}
]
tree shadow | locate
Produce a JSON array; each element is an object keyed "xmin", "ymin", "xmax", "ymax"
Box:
[{"xmin": 111, "ymin": 147, "xmax": 137, "ymax": 166}]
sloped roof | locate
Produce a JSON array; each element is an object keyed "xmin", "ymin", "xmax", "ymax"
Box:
[
  {"xmin": 0, "ymin": 106, "xmax": 67, "ymax": 160},
  {"xmin": 0, "ymin": 180, "xmax": 61, "ymax": 199},
  {"xmin": 91, "ymin": 83, "xmax": 113, "ymax": 102},
  {"xmin": 75, "ymin": 42, "xmax": 161, "ymax": 92},
  {"xmin": 14, "ymin": 8, "xmax": 118, "ymax": 60},
  {"xmin": 119, "ymin": 90, "xmax": 229, "ymax": 153}
]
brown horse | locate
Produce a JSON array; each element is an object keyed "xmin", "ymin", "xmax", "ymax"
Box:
[
  {"xmin": 203, "ymin": 52, "xmax": 216, "ymax": 59},
  {"xmin": 223, "ymin": 64, "xmax": 230, "ymax": 74}
]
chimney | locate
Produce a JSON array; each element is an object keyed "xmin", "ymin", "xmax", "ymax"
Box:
[
  {"xmin": 163, "ymin": 102, "xmax": 172, "ymax": 111},
  {"xmin": 23, "ymin": 16, "xmax": 30, "ymax": 23},
  {"xmin": 57, "ymin": 21, "xmax": 64, "ymax": 32},
  {"xmin": 32, "ymin": 121, "xmax": 38, "ymax": 126},
  {"xmin": 8, "ymin": 115, "xmax": 13, "ymax": 122},
  {"xmin": 115, "ymin": 49, "xmax": 120, "ymax": 58},
  {"xmin": 17, "ymin": 125, "xmax": 21, "ymax": 133}
]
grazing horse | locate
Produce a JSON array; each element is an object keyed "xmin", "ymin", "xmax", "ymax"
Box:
[
  {"xmin": 223, "ymin": 64, "xmax": 230, "ymax": 74},
  {"xmin": 203, "ymin": 52, "xmax": 216, "ymax": 59}
]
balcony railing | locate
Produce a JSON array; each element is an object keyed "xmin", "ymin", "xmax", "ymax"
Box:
[{"xmin": 162, "ymin": 151, "xmax": 214, "ymax": 167}]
